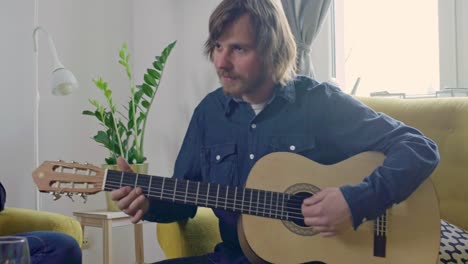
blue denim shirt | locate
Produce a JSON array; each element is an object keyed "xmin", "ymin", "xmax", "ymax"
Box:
[{"xmin": 144, "ymin": 76, "xmax": 439, "ymax": 263}]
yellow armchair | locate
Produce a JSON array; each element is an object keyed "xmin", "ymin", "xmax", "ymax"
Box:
[
  {"xmin": 0, "ymin": 207, "xmax": 82, "ymax": 247},
  {"xmin": 157, "ymin": 207, "xmax": 220, "ymax": 258},
  {"xmin": 157, "ymin": 97, "xmax": 468, "ymax": 259}
]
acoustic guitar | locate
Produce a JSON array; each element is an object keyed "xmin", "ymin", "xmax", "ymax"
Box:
[{"xmin": 32, "ymin": 151, "xmax": 440, "ymax": 263}]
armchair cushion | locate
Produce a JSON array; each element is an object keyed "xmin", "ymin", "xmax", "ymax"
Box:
[
  {"xmin": 0, "ymin": 207, "xmax": 82, "ymax": 247},
  {"xmin": 157, "ymin": 207, "xmax": 221, "ymax": 258}
]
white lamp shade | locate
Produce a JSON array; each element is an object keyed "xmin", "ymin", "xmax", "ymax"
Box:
[
  {"xmin": 34, "ymin": 26, "xmax": 78, "ymax": 96},
  {"xmin": 51, "ymin": 68, "xmax": 78, "ymax": 96}
]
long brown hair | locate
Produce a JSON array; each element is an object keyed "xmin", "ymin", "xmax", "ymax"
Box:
[{"xmin": 204, "ymin": 0, "xmax": 297, "ymax": 85}]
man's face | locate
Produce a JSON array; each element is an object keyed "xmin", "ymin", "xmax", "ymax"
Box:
[{"xmin": 213, "ymin": 14, "xmax": 272, "ymax": 101}]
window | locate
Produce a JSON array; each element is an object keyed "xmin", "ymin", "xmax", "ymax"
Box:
[{"xmin": 334, "ymin": 0, "xmax": 440, "ymax": 97}]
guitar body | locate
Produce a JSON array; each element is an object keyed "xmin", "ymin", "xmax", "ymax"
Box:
[{"xmin": 238, "ymin": 152, "xmax": 440, "ymax": 264}]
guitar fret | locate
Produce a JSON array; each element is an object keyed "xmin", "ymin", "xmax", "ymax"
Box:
[
  {"xmin": 160, "ymin": 177, "xmax": 166, "ymax": 199},
  {"xmin": 148, "ymin": 175, "xmax": 153, "ymax": 196},
  {"xmin": 281, "ymin": 193, "xmax": 285, "ymax": 220},
  {"xmin": 215, "ymin": 185, "xmax": 220, "ymax": 208},
  {"xmin": 263, "ymin": 190, "xmax": 267, "ymax": 217},
  {"xmin": 119, "ymin": 171, "xmax": 124, "ymax": 188},
  {"xmin": 173, "ymin": 179, "xmax": 178, "ymax": 202},
  {"xmin": 256, "ymin": 190, "xmax": 259, "ymax": 215},
  {"xmin": 196, "ymin": 182, "xmax": 200, "ymax": 204},
  {"xmin": 206, "ymin": 184, "xmax": 210, "ymax": 207},
  {"xmin": 234, "ymin": 187, "xmax": 238, "ymax": 212},
  {"xmin": 249, "ymin": 190, "xmax": 253, "ymax": 214},
  {"xmin": 275, "ymin": 192, "xmax": 279, "ymax": 218},
  {"xmin": 184, "ymin": 180, "xmax": 189, "ymax": 204},
  {"xmin": 225, "ymin": 186, "xmax": 229, "ymax": 210},
  {"xmin": 134, "ymin": 173, "xmax": 139, "ymax": 188},
  {"xmin": 241, "ymin": 188, "xmax": 245, "ymax": 212},
  {"xmin": 286, "ymin": 194, "xmax": 290, "ymax": 220},
  {"xmin": 271, "ymin": 192, "xmax": 275, "ymax": 218},
  {"xmin": 269, "ymin": 191, "xmax": 273, "ymax": 217}
]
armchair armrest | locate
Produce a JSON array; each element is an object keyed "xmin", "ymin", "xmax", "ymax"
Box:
[
  {"xmin": 157, "ymin": 207, "xmax": 221, "ymax": 258},
  {"xmin": 0, "ymin": 208, "xmax": 82, "ymax": 247}
]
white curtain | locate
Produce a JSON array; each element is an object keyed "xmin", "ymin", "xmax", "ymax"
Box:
[{"xmin": 281, "ymin": 0, "xmax": 332, "ymax": 78}]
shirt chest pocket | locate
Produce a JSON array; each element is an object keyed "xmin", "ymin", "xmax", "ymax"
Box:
[
  {"xmin": 201, "ymin": 143, "xmax": 238, "ymax": 185},
  {"xmin": 269, "ymin": 134, "xmax": 316, "ymax": 156}
]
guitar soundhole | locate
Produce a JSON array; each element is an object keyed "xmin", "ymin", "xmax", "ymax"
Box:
[
  {"xmin": 283, "ymin": 183, "xmax": 320, "ymax": 236},
  {"xmin": 289, "ymin": 192, "xmax": 312, "ymax": 228}
]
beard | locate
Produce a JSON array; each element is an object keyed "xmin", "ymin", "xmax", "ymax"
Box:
[{"xmin": 218, "ymin": 68, "xmax": 270, "ymax": 99}]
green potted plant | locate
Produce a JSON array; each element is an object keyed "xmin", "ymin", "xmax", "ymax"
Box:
[{"xmin": 82, "ymin": 41, "xmax": 176, "ymax": 210}]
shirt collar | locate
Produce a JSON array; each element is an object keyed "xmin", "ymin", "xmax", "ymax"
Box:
[{"xmin": 222, "ymin": 79, "xmax": 297, "ymax": 115}]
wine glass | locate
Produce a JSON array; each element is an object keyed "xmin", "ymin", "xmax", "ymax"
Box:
[{"xmin": 0, "ymin": 236, "xmax": 30, "ymax": 264}]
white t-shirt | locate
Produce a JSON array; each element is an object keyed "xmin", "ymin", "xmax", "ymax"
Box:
[{"xmin": 250, "ymin": 102, "xmax": 267, "ymax": 115}]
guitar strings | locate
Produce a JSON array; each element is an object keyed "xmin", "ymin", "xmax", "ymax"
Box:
[
  {"xmin": 104, "ymin": 179, "xmax": 306, "ymax": 220},
  {"xmin": 104, "ymin": 175, "xmax": 306, "ymax": 212},
  {"xmin": 104, "ymin": 173, "xmax": 310, "ymax": 205},
  {"xmin": 104, "ymin": 173, "xmax": 309, "ymax": 206},
  {"xmin": 104, "ymin": 182, "xmax": 305, "ymax": 220}
]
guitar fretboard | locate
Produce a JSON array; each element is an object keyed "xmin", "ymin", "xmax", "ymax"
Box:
[{"xmin": 103, "ymin": 170, "xmax": 305, "ymax": 221}]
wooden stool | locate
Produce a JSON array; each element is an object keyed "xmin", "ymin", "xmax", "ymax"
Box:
[{"xmin": 73, "ymin": 210, "xmax": 144, "ymax": 264}]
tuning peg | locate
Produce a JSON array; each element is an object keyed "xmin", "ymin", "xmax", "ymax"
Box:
[
  {"xmin": 57, "ymin": 159, "xmax": 64, "ymax": 162},
  {"xmin": 66, "ymin": 192, "xmax": 75, "ymax": 202},
  {"xmin": 50, "ymin": 192, "xmax": 62, "ymax": 201},
  {"xmin": 79, "ymin": 193, "xmax": 88, "ymax": 203}
]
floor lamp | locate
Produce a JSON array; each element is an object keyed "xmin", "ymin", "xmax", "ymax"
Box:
[{"xmin": 33, "ymin": 26, "xmax": 78, "ymax": 210}]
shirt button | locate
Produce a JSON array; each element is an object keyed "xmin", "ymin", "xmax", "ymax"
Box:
[
  {"xmin": 289, "ymin": 145, "xmax": 296, "ymax": 151},
  {"xmin": 251, "ymin": 124, "xmax": 257, "ymax": 129},
  {"xmin": 362, "ymin": 218, "xmax": 367, "ymax": 223},
  {"xmin": 216, "ymin": 155, "xmax": 221, "ymax": 161},
  {"xmin": 249, "ymin": 154, "xmax": 255, "ymax": 160}
]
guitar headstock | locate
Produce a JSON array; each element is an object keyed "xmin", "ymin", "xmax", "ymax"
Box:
[{"xmin": 32, "ymin": 160, "xmax": 105, "ymax": 202}]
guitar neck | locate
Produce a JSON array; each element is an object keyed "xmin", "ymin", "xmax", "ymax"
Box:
[{"xmin": 104, "ymin": 170, "xmax": 297, "ymax": 221}]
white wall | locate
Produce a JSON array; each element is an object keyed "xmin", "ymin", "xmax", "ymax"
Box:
[{"xmin": 0, "ymin": 0, "xmax": 36, "ymax": 209}]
